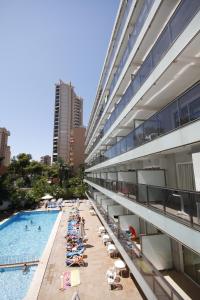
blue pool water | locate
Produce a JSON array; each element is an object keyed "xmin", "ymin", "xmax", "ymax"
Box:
[
  {"xmin": 0, "ymin": 211, "xmax": 59, "ymax": 300},
  {"xmin": 0, "ymin": 266, "xmax": 37, "ymax": 300},
  {"xmin": 0, "ymin": 211, "xmax": 59, "ymax": 260}
]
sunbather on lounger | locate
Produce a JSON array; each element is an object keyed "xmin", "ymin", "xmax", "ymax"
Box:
[
  {"xmin": 66, "ymin": 247, "xmax": 84, "ymax": 258},
  {"xmin": 66, "ymin": 255, "xmax": 85, "ymax": 267},
  {"xmin": 66, "ymin": 243, "xmax": 83, "ymax": 251}
]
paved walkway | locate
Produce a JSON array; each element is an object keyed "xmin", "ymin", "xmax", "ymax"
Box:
[{"xmin": 38, "ymin": 200, "xmax": 144, "ymax": 300}]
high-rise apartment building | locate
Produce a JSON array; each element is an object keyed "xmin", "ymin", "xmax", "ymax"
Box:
[
  {"xmin": 69, "ymin": 127, "xmax": 86, "ymax": 173},
  {"xmin": 52, "ymin": 80, "xmax": 83, "ymax": 165},
  {"xmin": 85, "ymin": 1, "xmax": 200, "ymax": 299},
  {"xmin": 0, "ymin": 127, "xmax": 11, "ymax": 174},
  {"xmin": 40, "ymin": 155, "xmax": 51, "ymax": 165}
]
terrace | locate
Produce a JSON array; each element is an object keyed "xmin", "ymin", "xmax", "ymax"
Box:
[{"xmin": 37, "ymin": 200, "xmax": 144, "ymax": 300}]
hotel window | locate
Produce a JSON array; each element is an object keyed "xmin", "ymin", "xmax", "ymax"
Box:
[{"xmin": 183, "ymin": 246, "xmax": 200, "ymax": 285}]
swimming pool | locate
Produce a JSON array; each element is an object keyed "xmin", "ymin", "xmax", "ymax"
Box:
[
  {"xmin": 0, "ymin": 266, "xmax": 37, "ymax": 300},
  {"xmin": 0, "ymin": 210, "xmax": 59, "ymax": 300},
  {"xmin": 0, "ymin": 211, "xmax": 59, "ymax": 263}
]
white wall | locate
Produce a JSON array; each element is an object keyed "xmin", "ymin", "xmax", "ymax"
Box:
[
  {"xmin": 137, "ymin": 170, "xmax": 165, "ymax": 186},
  {"xmin": 102, "ymin": 199, "xmax": 115, "ymax": 211},
  {"xmin": 160, "ymin": 155, "xmax": 177, "ymax": 188},
  {"xmin": 118, "ymin": 171, "xmax": 136, "ymax": 183},
  {"xmin": 93, "ymin": 191, "xmax": 101, "ymax": 199},
  {"xmin": 141, "ymin": 234, "xmax": 172, "ymax": 270},
  {"xmin": 95, "ymin": 193, "xmax": 105, "ymax": 204},
  {"xmin": 146, "ymin": 223, "xmax": 158, "ymax": 235},
  {"xmin": 101, "ymin": 172, "xmax": 107, "ymax": 179},
  {"xmin": 107, "ymin": 172, "xmax": 117, "ymax": 180},
  {"xmin": 108, "ymin": 205, "xmax": 124, "ymax": 219},
  {"xmin": 160, "ymin": 152, "xmax": 193, "ymax": 189}
]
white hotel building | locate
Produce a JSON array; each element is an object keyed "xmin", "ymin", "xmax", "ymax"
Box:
[{"xmin": 85, "ymin": 0, "xmax": 200, "ymax": 299}]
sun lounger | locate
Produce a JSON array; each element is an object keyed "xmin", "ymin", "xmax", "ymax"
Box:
[
  {"xmin": 66, "ymin": 248, "xmax": 84, "ymax": 258},
  {"xmin": 66, "ymin": 244, "xmax": 84, "ymax": 251},
  {"xmin": 66, "ymin": 255, "xmax": 85, "ymax": 267}
]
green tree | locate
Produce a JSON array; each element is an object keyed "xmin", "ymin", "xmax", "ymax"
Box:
[
  {"xmin": 0, "ymin": 173, "xmax": 15, "ymax": 204},
  {"xmin": 9, "ymin": 153, "xmax": 32, "ymax": 179},
  {"xmin": 68, "ymin": 175, "xmax": 87, "ymax": 198},
  {"xmin": 50, "ymin": 185, "xmax": 65, "ymax": 199},
  {"xmin": 31, "ymin": 178, "xmax": 51, "ymax": 200},
  {"xmin": 25, "ymin": 160, "xmax": 44, "ymax": 180}
]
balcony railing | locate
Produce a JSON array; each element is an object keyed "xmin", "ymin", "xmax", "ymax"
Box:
[
  {"xmin": 86, "ymin": 177, "xmax": 200, "ymax": 230},
  {"xmin": 87, "ymin": 80, "xmax": 200, "ymax": 167},
  {"xmin": 102, "ymin": 0, "xmax": 200, "ymax": 136},
  {"xmin": 101, "ymin": 0, "xmax": 133, "ymax": 90},
  {"xmin": 91, "ymin": 198, "xmax": 183, "ymax": 300},
  {"xmin": 86, "ymin": 0, "xmax": 200, "ymax": 156},
  {"xmin": 87, "ymin": 0, "xmax": 155, "ymax": 156},
  {"xmin": 109, "ymin": 0, "xmax": 155, "ymax": 97},
  {"xmin": 87, "ymin": 0, "xmax": 133, "ymax": 149}
]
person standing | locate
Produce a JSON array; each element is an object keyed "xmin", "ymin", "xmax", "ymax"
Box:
[{"xmin": 81, "ymin": 217, "xmax": 85, "ymax": 227}]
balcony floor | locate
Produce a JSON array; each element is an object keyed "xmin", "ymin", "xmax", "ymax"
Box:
[{"xmin": 162, "ymin": 270, "xmax": 200, "ymax": 300}]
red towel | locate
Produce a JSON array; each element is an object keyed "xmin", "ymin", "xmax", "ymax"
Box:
[{"xmin": 129, "ymin": 226, "xmax": 137, "ymax": 237}]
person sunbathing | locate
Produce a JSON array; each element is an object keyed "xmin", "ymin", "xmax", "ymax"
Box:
[
  {"xmin": 74, "ymin": 255, "xmax": 83, "ymax": 264},
  {"xmin": 65, "ymin": 235, "xmax": 77, "ymax": 241},
  {"xmin": 66, "ymin": 242, "xmax": 79, "ymax": 251},
  {"xmin": 66, "ymin": 254, "xmax": 85, "ymax": 266}
]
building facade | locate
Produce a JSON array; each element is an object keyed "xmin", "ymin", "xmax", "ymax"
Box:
[
  {"xmin": 40, "ymin": 155, "xmax": 51, "ymax": 165},
  {"xmin": 0, "ymin": 128, "xmax": 10, "ymax": 174},
  {"xmin": 85, "ymin": 1, "xmax": 200, "ymax": 299},
  {"xmin": 69, "ymin": 127, "xmax": 86, "ymax": 173},
  {"xmin": 52, "ymin": 80, "xmax": 83, "ymax": 164}
]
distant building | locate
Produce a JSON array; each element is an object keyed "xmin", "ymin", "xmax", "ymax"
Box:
[
  {"xmin": 52, "ymin": 80, "xmax": 84, "ymax": 167},
  {"xmin": 69, "ymin": 127, "xmax": 86, "ymax": 173},
  {"xmin": 4, "ymin": 146, "xmax": 11, "ymax": 167},
  {"xmin": 40, "ymin": 155, "xmax": 51, "ymax": 165},
  {"xmin": 0, "ymin": 128, "xmax": 10, "ymax": 174}
]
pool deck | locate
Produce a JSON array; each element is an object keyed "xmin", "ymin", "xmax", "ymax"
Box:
[
  {"xmin": 37, "ymin": 200, "xmax": 144, "ymax": 300},
  {"xmin": 25, "ymin": 210, "xmax": 62, "ymax": 300}
]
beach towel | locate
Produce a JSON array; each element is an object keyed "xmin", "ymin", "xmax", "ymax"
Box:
[
  {"xmin": 70, "ymin": 269, "xmax": 80, "ymax": 287},
  {"xmin": 63, "ymin": 271, "xmax": 71, "ymax": 289}
]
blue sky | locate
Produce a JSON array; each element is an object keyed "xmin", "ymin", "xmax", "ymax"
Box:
[{"xmin": 0, "ymin": 0, "xmax": 119, "ymax": 160}]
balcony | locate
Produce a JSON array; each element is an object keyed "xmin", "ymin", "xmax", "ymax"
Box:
[
  {"xmin": 86, "ymin": 177, "xmax": 200, "ymax": 231},
  {"xmin": 87, "ymin": 80, "xmax": 200, "ymax": 168},
  {"xmin": 108, "ymin": 0, "xmax": 155, "ymax": 97},
  {"xmin": 87, "ymin": 0, "xmax": 200, "ymax": 158},
  {"xmin": 88, "ymin": 193, "xmax": 185, "ymax": 300},
  {"xmin": 102, "ymin": 0, "xmax": 200, "ymax": 136},
  {"xmin": 101, "ymin": 0, "xmax": 133, "ymax": 91},
  {"xmin": 87, "ymin": 0, "xmax": 156, "ymax": 154}
]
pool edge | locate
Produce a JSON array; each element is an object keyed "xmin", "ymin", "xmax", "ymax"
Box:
[
  {"xmin": 24, "ymin": 211, "xmax": 62, "ymax": 300},
  {"xmin": 0, "ymin": 211, "xmax": 19, "ymax": 227}
]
